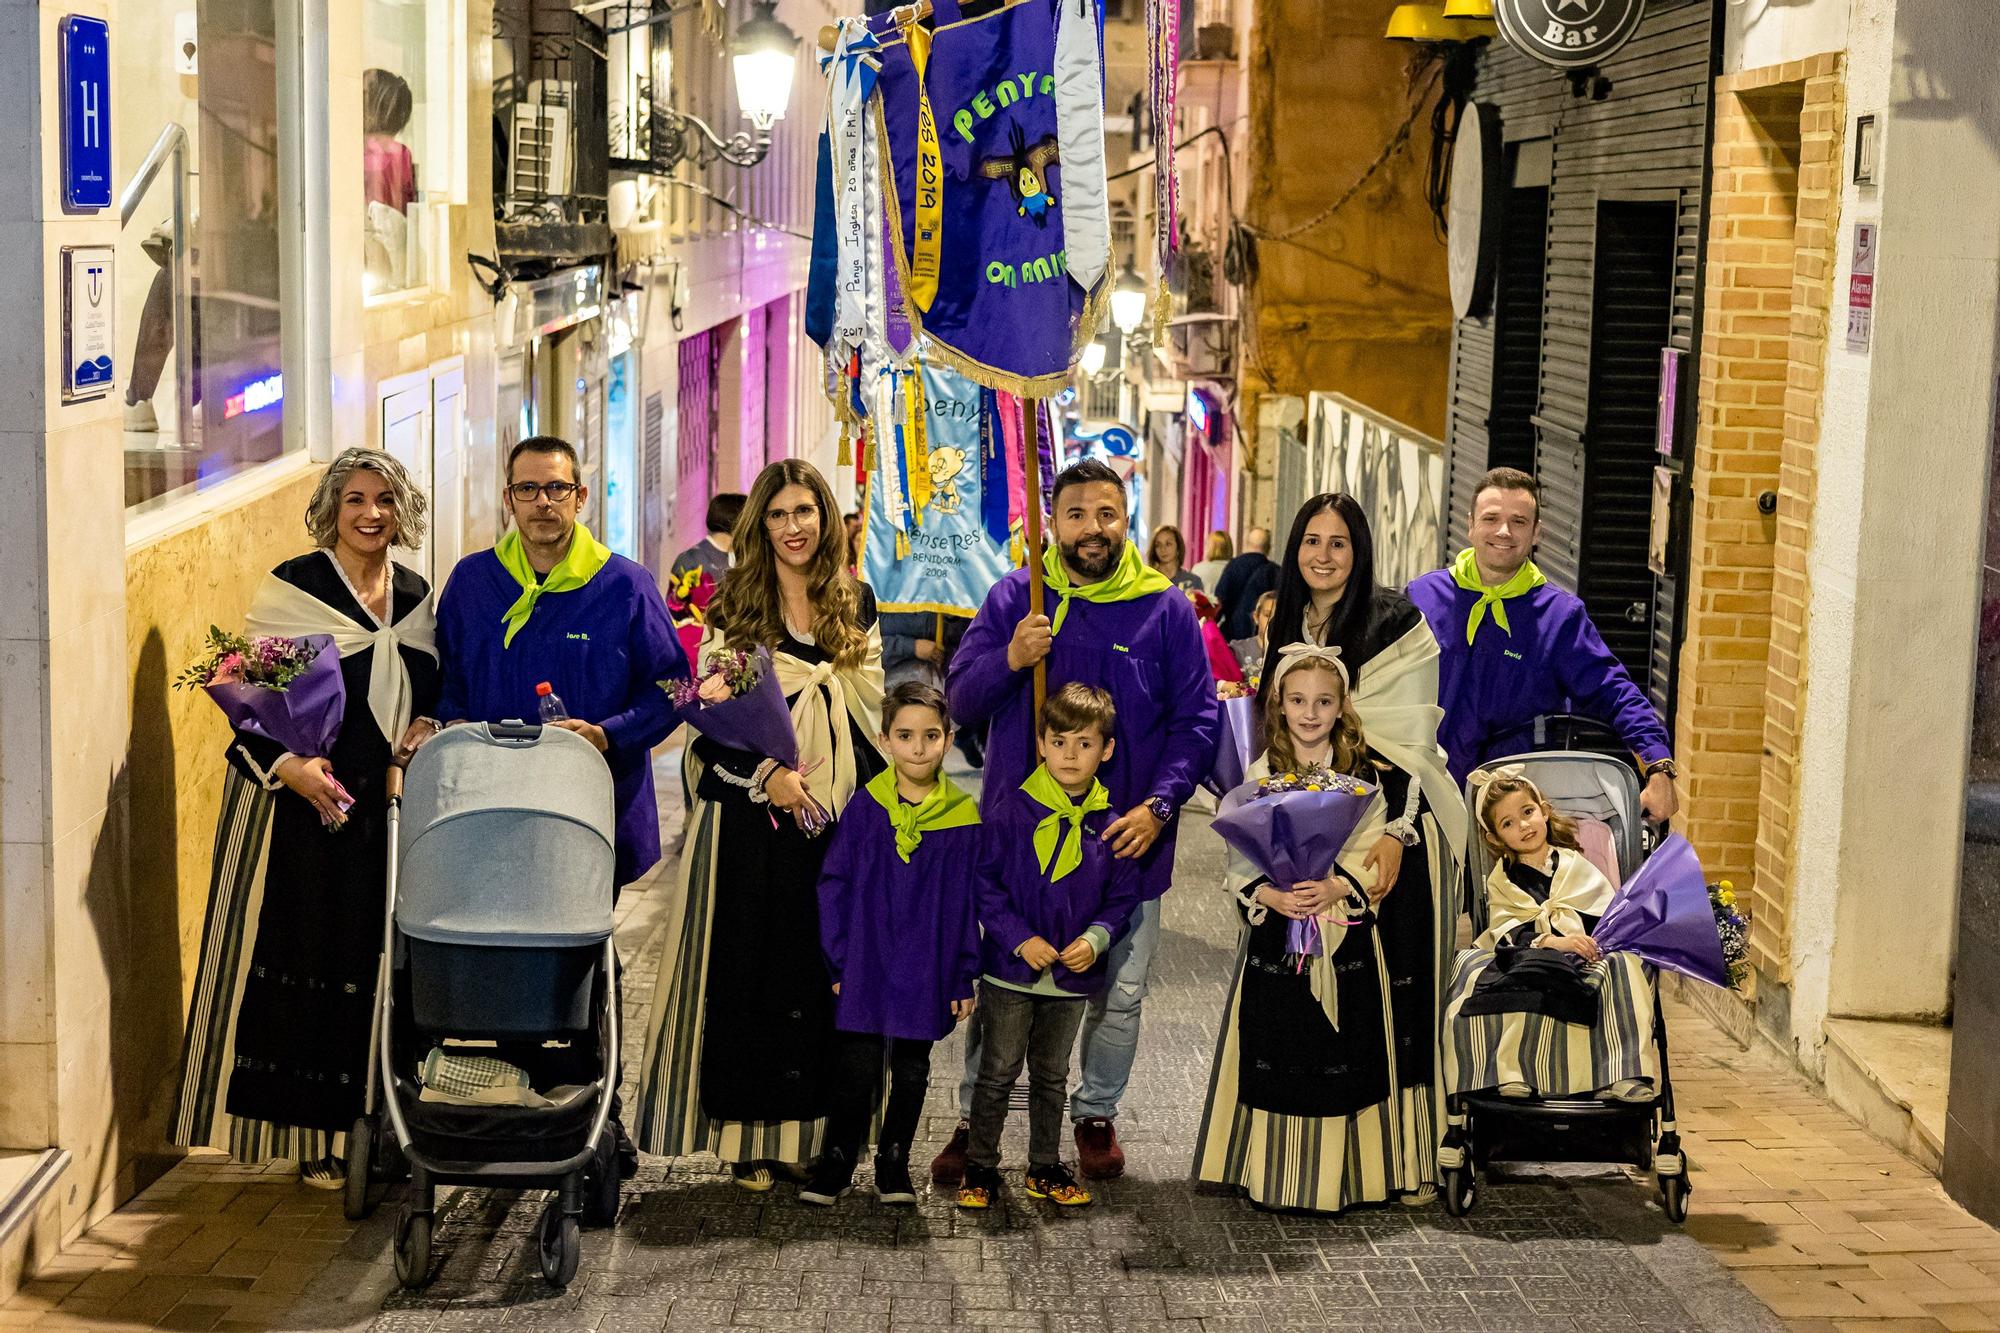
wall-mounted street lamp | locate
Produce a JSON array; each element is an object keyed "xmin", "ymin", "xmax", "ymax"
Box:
[
  {"xmin": 594, "ymin": 0, "xmax": 801, "ymax": 170},
  {"xmin": 1109, "ymin": 262, "xmax": 1150, "ymax": 337}
]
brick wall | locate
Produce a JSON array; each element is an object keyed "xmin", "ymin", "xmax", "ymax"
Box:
[{"xmin": 1676, "ymin": 56, "xmax": 1843, "ymax": 984}]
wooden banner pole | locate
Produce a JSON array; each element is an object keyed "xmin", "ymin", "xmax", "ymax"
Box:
[{"xmin": 1023, "ymin": 398, "xmax": 1047, "ymax": 719}]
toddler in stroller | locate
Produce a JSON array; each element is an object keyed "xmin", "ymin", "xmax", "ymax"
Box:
[
  {"xmin": 349, "ymin": 722, "xmax": 623, "ymax": 1290},
  {"xmin": 1436, "ymin": 748, "xmax": 1689, "ymax": 1222}
]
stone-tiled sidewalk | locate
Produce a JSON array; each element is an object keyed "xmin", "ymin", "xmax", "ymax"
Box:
[{"xmin": 0, "ymin": 784, "xmax": 1986, "ymax": 1332}]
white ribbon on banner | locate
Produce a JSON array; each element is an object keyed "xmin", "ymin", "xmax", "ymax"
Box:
[{"xmin": 1055, "ymin": 0, "xmax": 1110, "ymax": 294}]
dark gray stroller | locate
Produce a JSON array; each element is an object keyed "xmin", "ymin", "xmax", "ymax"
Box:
[
  {"xmin": 346, "ymin": 723, "xmax": 622, "ymax": 1289},
  {"xmin": 1439, "ymin": 734, "xmax": 1691, "ymax": 1223}
]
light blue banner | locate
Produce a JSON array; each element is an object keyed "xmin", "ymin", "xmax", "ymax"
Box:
[{"xmin": 862, "ymin": 361, "xmax": 1017, "ymax": 616}]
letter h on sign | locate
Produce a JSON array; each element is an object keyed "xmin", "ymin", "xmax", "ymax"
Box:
[{"xmin": 61, "ymin": 16, "xmax": 113, "ymax": 213}]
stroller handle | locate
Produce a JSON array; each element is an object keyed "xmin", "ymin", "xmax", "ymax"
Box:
[{"xmin": 386, "ymin": 764, "xmax": 404, "ymax": 803}]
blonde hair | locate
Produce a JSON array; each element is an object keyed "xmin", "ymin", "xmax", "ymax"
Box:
[
  {"xmin": 1263, "ymin": 650, "xmax": 1369, "ymax": 778},
  {"xmin": 1475, "ymin": 774, "xmax": 1581, "ymax": 863},
  {"xmin": 306, "ymin": 447, "xmax": 429, "ymax": 549},
  {"xmin": 709, "ymin": 459, "xmax": 869, "ymax": 670},
  {"xmin": 1206, "ymin": 530, "xmax": 1234, "ymax": 562}
]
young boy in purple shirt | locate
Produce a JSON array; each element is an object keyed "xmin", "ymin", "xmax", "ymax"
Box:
[
  {"xmin": 958, "ymin": 684, "xmax": 1141, "ymax": 1210},
  {"xmin": 805, "ymin": 682, "xmax": 983, "ymax": 1206}
]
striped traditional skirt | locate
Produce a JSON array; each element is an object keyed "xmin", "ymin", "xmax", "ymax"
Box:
[
  {"xmin": 1441, "ymin": 948, "xmax": 1660, "ymax": 1098},
  {"xmin": 166, "ymin": 767, "xmax": 340, "ymax": 1165},
  {"xmin": 631, "ymin": 779, "xmax": 824, "ymax": 1167},
  {"xmin": 1192, "ymin": 816, "xmax": 1451, "ymax": 1213}
]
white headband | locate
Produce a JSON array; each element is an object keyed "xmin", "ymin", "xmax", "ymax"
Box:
[
  {"xmin": 1266, "ymin": 641, "xmax": 1350, "ymax": 696},
  {"xmin": 1468, "ymin": 764, "xmax": 1541, "ymax": 823}
]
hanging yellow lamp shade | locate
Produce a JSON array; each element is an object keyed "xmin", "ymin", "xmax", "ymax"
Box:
[
  {"xmin": 1385, "ymin": 1, "xmax": 1495, "ymax": 40},
  {"xmin": 1442, "ymin": 0, "xmax": 1495, "ymax": 18}
]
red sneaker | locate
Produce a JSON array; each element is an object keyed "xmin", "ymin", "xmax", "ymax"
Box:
[
  {"xmin": 930, "ymin": 1120, "xmax": 970, "ymax": 1187},
  {"xmin": 1073, "ymin": 1117, "xmax": 1125, "ymax": 1180}
]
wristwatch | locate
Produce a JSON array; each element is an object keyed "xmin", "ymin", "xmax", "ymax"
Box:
[
  {"xmin": 1642, "ymin": 758, "xmax": 1679, "ymax": 781},
  {"xmin": 1145, "ymin": 796, "xmax": 1175, "ymax": 824}
]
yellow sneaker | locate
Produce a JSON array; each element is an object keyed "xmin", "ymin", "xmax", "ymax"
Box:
[{"xmin": 1024, "ymin": 1162, "xmax": 1092, "ymax": 1206}]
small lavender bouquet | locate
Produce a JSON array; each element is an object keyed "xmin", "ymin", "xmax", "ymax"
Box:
[
  {"xmin": 663, "ymin": 645, "xmax": 828, "ymax": 835},
  {"xmin": 175, "ymin": 626, "xmax": 346, "ymax": 761},
  {"xmin": 1212, "ymin": 765, "xmax": 1379, "ymax": 967}
]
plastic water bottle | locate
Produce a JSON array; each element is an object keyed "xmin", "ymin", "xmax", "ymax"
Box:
[{"xmin": 536, "ymin": 681, "xmax": 569, "ymax": 724}]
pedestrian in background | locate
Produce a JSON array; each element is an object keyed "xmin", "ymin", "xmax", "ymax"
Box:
[
  {"xmin": 667, "ymin": 492, "xmax": 744, "ymax": 664},
  {"xmin": 1148, "ymin": 524, "xmax": 1203, "ymax": 592},
  {"xmin": 1214, "ymin": 526, "xmax": 1279, "ymax": 641},
  {"xmin": 1192, "ymin": 529, "xmax": 1232, "ymax": 595},
  {"xmin": 169, "ymin": 448, "xmax": 440, "ymax": 1190}
]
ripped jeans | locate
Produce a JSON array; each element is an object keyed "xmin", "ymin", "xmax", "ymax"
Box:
[{"xmin": 957, "ymin": 898, "xmax": 1163, "ymax": 1123}]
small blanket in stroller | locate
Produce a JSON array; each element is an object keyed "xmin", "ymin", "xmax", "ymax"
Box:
[
  {"xmin": 1457, "ymin": 945, "xmax": 1600, "ymax": 1026},
  {"xmin": 419, "ymin": 1047, "xmax": 577, "ymax": 1109}
]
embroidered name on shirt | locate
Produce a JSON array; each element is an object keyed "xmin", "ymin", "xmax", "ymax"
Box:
[
  {"xmin": 567, "ymin": 633, "xmax": 590, "ymax": 642},
  {"xmin": 1112, "ymin": 643, "xmax": 1130, "ymax": 653},
  {"xmin": 1503, "ymin": 649, "xmax": 1524, "ymax": 661}
]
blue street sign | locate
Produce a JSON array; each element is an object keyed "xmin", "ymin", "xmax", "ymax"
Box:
[{"xmin": 61, "ymin": 16, "xmax": 112, "ymax": 213}]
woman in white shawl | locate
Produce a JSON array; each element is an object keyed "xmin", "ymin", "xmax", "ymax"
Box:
[
  {"xmin": 633, "ymin": 460, "xmax": 886, "ymax": 1192},
  {"xmin": 1238, "ymin": 494, "xmax": 1467, "ymax": 1191},
  {"xmin": 168, "ymin": 448, "xmax": 439, "ymax": 1188}
]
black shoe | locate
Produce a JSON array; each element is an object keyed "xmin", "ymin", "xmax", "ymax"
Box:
[
  {"xmin": 799, "ymin": 1147, "xmax": 855, "ymax": 1206},
  {"xmin": 874, "ymin": 1143, "xmax": 917, "ymax": 1205}
]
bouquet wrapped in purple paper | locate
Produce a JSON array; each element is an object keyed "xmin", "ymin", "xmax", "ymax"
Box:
[
  {"xmin": 664, "ymin": 645, "xmax": 829, "ymax": 834},
  {"xmin": 1212, "ymin": 767, "xmax": 1379, "ymax": 966},
  {"xmin": 1592, "ymin": 833, "xmax": 1733, "ymax": 990},
  {"xmin": 175, "ymin": 626, "xmax": 347, "ymax": 761},
  {"xmin": 1203, "ymin": 694, "xmax": 1259, "ymax": 797}
]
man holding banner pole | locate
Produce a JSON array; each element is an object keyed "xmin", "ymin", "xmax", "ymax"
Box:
[{"xmin": 936, "ymin": 458, "xmax": 1220, "ymax": 1184}]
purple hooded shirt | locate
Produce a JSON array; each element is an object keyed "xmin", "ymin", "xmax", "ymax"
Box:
[
  {"xmin": 1407, "ymin": 569, "xmax": 1672, "ymax": 781},
  {"xmin": 817, "ymin": 792, "xmax": 983, "ymax": 1043},
  {"xmin": 946, "ymin": 568, "xmax": 1221, "ymax": 904},
  {"xmin": 435, "ymin": 549, "xmax": 688, "ymax": 888},
  {"xmin": 974, "ymin": 788, "xmax": 1143, "ymax": 997}
]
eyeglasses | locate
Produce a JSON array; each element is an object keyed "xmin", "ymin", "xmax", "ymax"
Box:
[
  {"xmin": 763, "ymin": 504, "xmax": 822, "ymax": 531},
  {"xmin": 509, "ymin": 481, "xmax": 579, "ymax": 504}
]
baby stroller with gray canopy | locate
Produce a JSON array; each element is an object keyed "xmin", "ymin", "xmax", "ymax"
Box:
[
  {"xmin": 346, "ymin": 722, "xmax": 622, "ymax": 1290},
  {"xmin": 1438, "ymin": 721, "xmax": 1691, "ymax": 1224}
]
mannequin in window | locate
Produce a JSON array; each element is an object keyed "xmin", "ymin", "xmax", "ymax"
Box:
[{"xmin": 364, "ymin": 68, "xmax": 419, "ymax": 290}]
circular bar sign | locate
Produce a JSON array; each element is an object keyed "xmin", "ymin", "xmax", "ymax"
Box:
[{"xmin": 1495, "ymin": 0, "xmax": 1645, "ymax": 69}]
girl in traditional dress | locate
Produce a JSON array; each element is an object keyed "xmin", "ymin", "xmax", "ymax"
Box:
[
  {"xmin": 1257, "ymin": 493, "xmax": 1467, "ymax": 1145},
  {"xmin": 169, "ymin": 448, "xmax": 440, "ymax": 1187},
  {"xmin": 633, "ymin": 459, "xmax": 886, "ymax": 1191},
  {"xmin": 1442, "ymin": 771, "xmax": 1660, "ymax": 1102},
  {"xmin": 1194, "ymin": 646, "xmax": 1439, "ymax": 1211}
]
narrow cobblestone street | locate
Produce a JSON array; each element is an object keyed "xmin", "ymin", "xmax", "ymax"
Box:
[{"xmin": 5, "ymin": 765, "xmax": 1997, "ymax": 1333}]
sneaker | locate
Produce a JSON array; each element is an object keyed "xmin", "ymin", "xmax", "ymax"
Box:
[
  {"xmin": 731, "ymin": 1162, "xmax": 774, "ymax": 1192},
  {"xmin": 799, "ymin": 1148, "xmax": 855, "ymax": 1206},
  {"xmin": 931, "ymin": 1119, "xmax": 970, "ymax": 1188},
  {"xmin": 874, "ymin": 1143, "xmax": 918, "ymax": 1206},
  {"xmin": 1497, "ymin": 1081, "xmax": 1533, "ymax": 1099},
  {"xmin": 1600, "ymin": 1079, "xmax": 1657, "ymax": 1104},
  {"xmin": 1073, "ymin": 1117, "xmax": 1125, "ymax": 1180},
  {"xmin": 1023, "ymin": 1161, "xmax": 1092, "ymax": 1206},
  {"xmin": 299, "ymin": 1156, "xmax": 345, "ymax": 1190},
  {"xmin": 956, "ymin": 1163, "xmax": 1001, "ymax": 1210},
  {"xmin": 123, "ymin": 400, "xmax": 159, "ymax": 434}
]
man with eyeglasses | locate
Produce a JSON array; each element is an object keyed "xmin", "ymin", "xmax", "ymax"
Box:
[{"xmin": 426, "ymin": 436, "xmax": 689, "ymax": 1178}]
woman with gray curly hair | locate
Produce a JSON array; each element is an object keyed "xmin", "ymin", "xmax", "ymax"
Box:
[{"xmin": 168, "ymin": 447, "xmax": 441, "ymax": 1190}]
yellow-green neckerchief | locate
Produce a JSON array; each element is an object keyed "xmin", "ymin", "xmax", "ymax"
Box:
[
  {"xmin": 1021, "ymin": 763, "xmax": 1111, "ymax": 882},
  {"xmin": 1042, "ymin": 538, "xmax": 1173, "ymax": 636},
  {"xmin": 1450, "ymin": 547, "xmax": 1547, "ymax": 646},
  {"xmin": 496, "ymin": 522, "xmax": 613, "ymax": 648},
  {"xmin": 866, "ymin": 767, "xmax": 980, "ymax": 862}
]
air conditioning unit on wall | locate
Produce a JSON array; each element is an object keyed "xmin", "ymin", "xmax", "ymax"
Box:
[{"xmin": 1167, "ymin": 314, "xmax": 1238, "ymax": 382}]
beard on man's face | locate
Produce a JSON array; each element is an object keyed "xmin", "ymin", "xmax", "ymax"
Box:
[{"xmin": 1060, "ymin": 532, "xmax": 1121, "ymax": 580}]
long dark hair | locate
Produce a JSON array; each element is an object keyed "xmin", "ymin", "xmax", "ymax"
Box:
[
  {"xmin": 710, "ymin": 459, "xmax": 868, "ymax": 669},
  {"xmin": 1257, "ymin": 493, "xmax": 1378, "ymax": 715}
]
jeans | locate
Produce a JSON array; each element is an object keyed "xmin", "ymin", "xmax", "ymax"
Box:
[
  {"xmin": 955, "ymin": 898, "xmax": 1164, "ymax": 1122},
  {"xmin": 966, "ymin": 983, "xmax": 1085, "ymax": 1169},
  {"xmin": 824, "ymin": 1032, "xmax": 934, "ymax": 1159}
]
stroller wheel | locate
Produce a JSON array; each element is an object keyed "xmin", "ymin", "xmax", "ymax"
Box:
[
  {"xmin": 1659, "ymin": 1173, "xmax": 1691, "ymax": 1224},
  {"xmin": 1440, "ymin": 1165, "xmax": 1477, "ymax": 1217},
  {"xmin": 538, "ymin": 1200, "xmax": 581, "ymax": 1288},
  {"xmin": 393, "ymin": 1209, "xmax": 433, "ymax": 1288},
  {"xmin": 343, "ymin": 1116, "xmax": 375, "ymax": 1221}
]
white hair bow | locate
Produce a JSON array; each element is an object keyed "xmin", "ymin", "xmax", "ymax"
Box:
[{"xmin": 1265, "ymin": 641, "xmax": 1350, "ymax": 696}]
